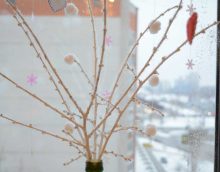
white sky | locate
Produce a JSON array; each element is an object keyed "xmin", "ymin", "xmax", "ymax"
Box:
[{"xmin": 130, "ymin": 0, "xmax": 218, "ymax": 86}]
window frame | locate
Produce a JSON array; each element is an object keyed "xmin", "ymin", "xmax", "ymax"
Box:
[{"xmin": 215, "ymin": 0, "xmax": 220, "ymax": 171}]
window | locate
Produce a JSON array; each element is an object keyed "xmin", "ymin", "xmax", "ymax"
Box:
[
  {"xmin": 0, "ymin": 1, "xmax": 219, "ymax": 172},
  {"xmin": 132, "ymin": 0, "xmax": 220, "ymax": 172}
]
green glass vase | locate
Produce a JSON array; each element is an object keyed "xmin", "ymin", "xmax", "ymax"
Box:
[{"xmin": 85, "ymin": 161, "xmax": 103, "ymax": 172}]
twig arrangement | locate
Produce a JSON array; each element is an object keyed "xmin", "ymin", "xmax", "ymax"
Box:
[{"xmin": 0, "ymin": 0, "xmax": 219, "ymax": 166}]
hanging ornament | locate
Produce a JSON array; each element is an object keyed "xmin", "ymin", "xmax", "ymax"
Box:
[
  {"xmin": 146, "ymin": 124, "xmax": 157, "ymax": 137},
  {"xmin": 31, "ymin": 0, "xmax": 35, "ymax": 21},
  {"xmin": 64, "ymin": 54, "xmax": 75, "ymax": 64},
  {"xmin": 185, "ymin": 59, "xmax": 195, "ymax": 70},
  {"xmin": 27, "ymin": 74, "xmax": 38, "ymax": 86},
  {"xmin": 187, "ymin": 12, "xmax": 198, "ymax": 45},
  {"xmin": 31, "ymin": 12, "xmax": 35, "ymax": 21},
  {"xmin": 105, "ymin": 35, "xmax": 113, "ymax": 47},
  {"xmin": 149, "ymin": 21, "xmax": 161, "ymax": 34},
  {"xmin": 186, "ymin": 3, "xmax": 196, "ymax": 15},
  {"xmin": 64, "ymin": 124, "xmax": 74, "ymax": 134},
  {"xmin": 64, "ymin": 2, "xmax": 79, "ymax": 16},
  {"xmin": 102, "ymin": 90, "xmax": 111, "ymax": 100},
  {"xmin": 8, "ymin": 0, "xmax": 16, "ymax": 5},
  {"xmin": 48, "ymin": 0, "xmax": 67, "ymax": 12},
  {"xmin": 149, "ymin": 74, "xmax": 159, "ymax": 87}
]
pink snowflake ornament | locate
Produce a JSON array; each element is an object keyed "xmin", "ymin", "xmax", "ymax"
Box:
[
  {"xmin": 105, "ymin": 36, "xmax": 113, "ymax": 47},
  {"xmin": 102, "ymin": 90, "xmax": 111, "ymax": 100},
  {"xmin": 186, "ymin": 3, "xmax": 196, "ymax": 15},
  {"xmin": 27, "ymin": 74, "xmax": 38, "ymax": 86},
  {"xmin": 48, "ymin": 0, "xmax": 67, "ymax": 12},
  {"xmin": 186, "ymin": 59, "xmax": 195, "ymax": 70}
]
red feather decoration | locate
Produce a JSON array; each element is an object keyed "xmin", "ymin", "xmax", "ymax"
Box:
[{"xmin": 187, "ymin": 12, "xmax": 198, "ymax": 45}]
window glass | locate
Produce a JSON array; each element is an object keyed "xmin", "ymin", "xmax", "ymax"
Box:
[{"xmin": 133, "ymin": 0, "xmax": 218, "ymax": 171}]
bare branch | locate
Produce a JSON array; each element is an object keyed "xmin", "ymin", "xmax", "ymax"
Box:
[
  {"xmin": 0, "ymin": 114, "xmax": 84, "ymax": 147},
  {"xmin": 63, "ymin": 155, "xmax": 83, "ymax": 166},
  {"xmin": 133, "ymin": 98, "xmax": 165, "ymax": 117},
  {"xmin": 84, "ymin": 0, "xmax": 107, "ymax": 118},
  {"xmin": 106, "ymin": 5, "xmax": 179, "ymax": 111},
  {"xmin": 104, "ymin": 150, "xmax": 132, "ymax": 161},
  {"xmin": 97, "ymin": 4, "xmax": 179, "ymax": 155},
  {"xmin": 92, "ymin": 0, "xmax": 183, "ymax": 142},
  {"xmin": 98, "ymin": 20, "xmax": 220, "ymax": 159},
  {"xmin": 6, "ymin": 0, "xmax": 84, "ymax": 116},
  {"xmin": 0, "ymin": 72, "xmax": 83, "ymax": 129}
]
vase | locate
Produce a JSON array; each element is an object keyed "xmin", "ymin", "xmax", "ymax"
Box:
[{"xmin": 85, "ymin": 161, "xmax": 103, "ymax": 172}]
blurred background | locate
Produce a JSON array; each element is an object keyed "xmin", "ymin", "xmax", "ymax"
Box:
[{"xmin": 0, "ymin": 0, "xmax": 218, "ymax": 172}]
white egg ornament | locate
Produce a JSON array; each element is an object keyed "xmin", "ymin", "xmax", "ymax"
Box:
[
  {"xmin": 149, "ymin": 74, "xmax": 159, "ymax": 87},
  {"xmin": 146, "ymin": 124, "xmax": 157, "ymax": 137},
  {"xmin": 64, "ymin": 124, "xmax": 74, "ymax": 134},
  {"xmin": 64, "ymin": 54, "xmax": 75, "ymax": 64},
  {"xmin": 149, "ymin": 21, "xmax": 161, "ymax": 34},
  {"xmin": 64, "ymin": 3, "xmax": 79, "ymax": 16}
]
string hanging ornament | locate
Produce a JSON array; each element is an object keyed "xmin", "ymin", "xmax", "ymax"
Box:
[
  {"xmin": 31, "ymin": 0, "xmax": 35, "ymax": 21},
  {"xmin": 186, "ymin": 0, "xmax": 198, "ymax": 45},
  {"xmin": 149, "ymin": 2, "xmax": 160, "ymax": 87},
  {"xmin": 186, "ymin": 0, "xmax": 198, "ymax": 70},
  {"xmin": 147, "ymin": 0, "xmax": 160, "ymax": 136},
  {"xmin": 149, "ymin": 0, "xmax": 161, "ymax": 34}
]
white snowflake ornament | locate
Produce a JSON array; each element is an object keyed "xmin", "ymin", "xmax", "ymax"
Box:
[
  {"xmin": 48, "ymin": 0, "xmax": 67, "ymax": 12},
  {"xmin": 149, "ymin": 21, "xmax": 161, "ymax": 34},
  {"xmin": 146, "ymin": 124, "xmax": 157, "ymax": 137},
  {"xmin": 64, "ymin": 54, "xmax": 75, "ymax": 64},
  {"xmin": 149, "ymin": 74, "xmax": 159, "ymax": 87},
  {"xmin": 64, "ymin": 124, "xmax": 74, "ymax": 134}
]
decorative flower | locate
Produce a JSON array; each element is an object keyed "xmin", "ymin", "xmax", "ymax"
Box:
[
  {"xmin": 146, "ymin": 124, "xmax": 157, "ymax": 137},
  {"xmin": 48, "ymin": 0, "xmax": 67, "ymax": 12},
  {"xmin": 64, "ymin": 3, "xmax": 79, "ymax": 16},
  {"xmin": 27, "ymin": 74, "xmax": 38, "ymax": 86},
  {"xmin": 149, "ymin": 21, "xmax": 161, "ymax": 34},
  {"xmin": 64, "ymin": 124, "xmax": 74, "ymax": 134},
  {"xmin": 64, "ymin": 54, "xmax": 75, "ymax": 64},
  {"xmin": 149, "ymin": 74, "xmax": 159, "ymax": 87}
]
